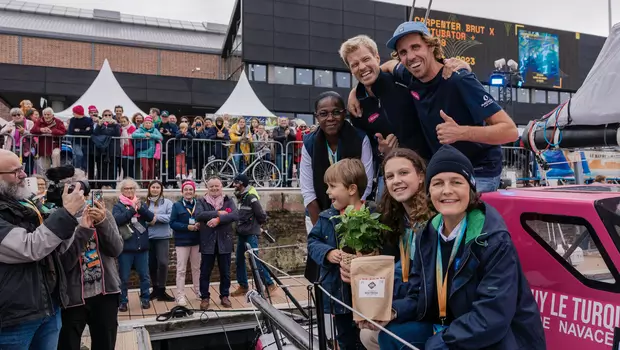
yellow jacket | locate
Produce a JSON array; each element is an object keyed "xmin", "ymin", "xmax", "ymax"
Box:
[{"xmin": 229, "ymin": 122, "xmax": 252, "ymax": 162}]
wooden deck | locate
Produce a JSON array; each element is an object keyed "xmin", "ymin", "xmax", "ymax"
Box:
[
  {"xmin": 82, "ymin": 326, "xmax": 152, "ymax": 350},
  {"xmin": 120, "ymin": 276, "xmax": 311, "ymax": 322}
]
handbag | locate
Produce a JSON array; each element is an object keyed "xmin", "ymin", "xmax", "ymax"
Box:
[{"xmin": 119, "ymin": 224, "xmax": 133, "ymax": 240}]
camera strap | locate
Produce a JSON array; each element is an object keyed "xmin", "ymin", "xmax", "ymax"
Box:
[{"xmin": 20, "ymin": 199, "xmax": 43, "ymax": 225}]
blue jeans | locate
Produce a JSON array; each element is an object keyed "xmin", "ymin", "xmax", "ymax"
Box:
[
  {"xmin": 236, "ymin": 235, "xmax": 274, "ymax": 288},
  {"xmin": 476, "ymin": 174, "xmax": 501, "ymax": 193},
  {"xmin": 118, "ymin": 251, "xmax": 150, "ymax": 303},
  {"xmin": 275, "ymin": 153, "xmax": 293, "ymax": 187},
  {"xmin": 72, "ymin": 144, "xmax": 88, "ymax": 172},
  {"xmin": 378, "ymin": 322, "xmax": 434, "ymax": 350},
  {"xmin": 0, "ymin": 304, "xmax": 61, "ymax": 350}
]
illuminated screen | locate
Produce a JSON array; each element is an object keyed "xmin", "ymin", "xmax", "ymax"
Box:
[{"xmin": 518, "ymin": 30, "xmax": 560, "ymax": 87}]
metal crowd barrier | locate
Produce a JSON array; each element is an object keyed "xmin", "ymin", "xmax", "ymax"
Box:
[{"xmin": 9, "ymin": 131, "xmax": 552, "ymax": 189}]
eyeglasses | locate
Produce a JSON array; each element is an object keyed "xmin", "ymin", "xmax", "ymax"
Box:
[
  {"xmin": 10, "ymin": 113, "xmax": 23, "ymax": 117},
  {"xmin": 0, "ymin": 165, "xmax": 25, "ymax": 176},
  {"xmin": 316, "ymin": 109, "xmax": 344, "ymax": 119},
  {"xmin": 121, "ymin": 187, "xmax": 136, "ymax": 191},
  {"xmin": 103, "ymin": 114, "xmax": 112, "ymax": 117}
]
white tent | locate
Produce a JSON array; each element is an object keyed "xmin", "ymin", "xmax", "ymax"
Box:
[
  {"xmin": 56, "ymin": 59, "xmax": 147, "ymax": 120},
  {"xmin": 215, "ymin": 70, "xmax": 277, "ymax": 118}
]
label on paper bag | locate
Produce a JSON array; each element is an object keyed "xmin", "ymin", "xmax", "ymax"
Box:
[{"xmin": 358, "ymin": 277, "xmax": 386, "ymax": 298}]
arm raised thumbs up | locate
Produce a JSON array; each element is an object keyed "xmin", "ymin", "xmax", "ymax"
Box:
[{"xmin": 436, "ymin": 110, "xmax": 465, "ymax": 145}]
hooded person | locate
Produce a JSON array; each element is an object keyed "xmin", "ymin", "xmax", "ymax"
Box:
[{"xmin": 376, "ymin": 145, "xmax": 546, "ymax": 350}]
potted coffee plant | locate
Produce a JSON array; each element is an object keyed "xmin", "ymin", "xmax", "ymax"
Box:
[{"xmin": 332, "ymin": 204, "xmax": 391, "ymax": 267}]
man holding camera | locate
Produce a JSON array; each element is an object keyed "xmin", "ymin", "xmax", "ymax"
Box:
[{"xmin": 0, "ymin": 149, "xmax": 86, "ymax": 349}]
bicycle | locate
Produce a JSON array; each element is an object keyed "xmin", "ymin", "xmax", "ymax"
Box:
[{"xmin": 202, "ymin": 143, "xmax": 282, "ymax": 187}]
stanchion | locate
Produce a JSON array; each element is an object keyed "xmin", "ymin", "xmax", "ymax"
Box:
[{"xmin": 313, "ymin": 283, "xmax": 328, "ymax": 350}]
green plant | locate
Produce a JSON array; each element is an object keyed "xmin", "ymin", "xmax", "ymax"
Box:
[{"xmin": 331, "ymin": 204, "xmax": 391, "ymax": 254}]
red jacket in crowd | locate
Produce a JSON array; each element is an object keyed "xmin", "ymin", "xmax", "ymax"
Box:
[{"xmin": 31, "ymin": 117, "xmax": 67, "ymax": 157}]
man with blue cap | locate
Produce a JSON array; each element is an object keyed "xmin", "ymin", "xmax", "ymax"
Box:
[{"xmin": 350, "ymin": 21, "xmax": 519, "ymax": 193}]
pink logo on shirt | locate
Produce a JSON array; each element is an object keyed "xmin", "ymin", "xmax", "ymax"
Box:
[
  {"xmin": 410, "ymin": 91, "xmax": 420, "ymax": 100},
  {"xmin": 368, "ymin": 113, "xmax": 380, "ymax": 123}
]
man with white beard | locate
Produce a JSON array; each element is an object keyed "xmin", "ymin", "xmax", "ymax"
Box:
[{"xmin": 0, "ymin": 149, "xmax": 85, "ymax": 349}]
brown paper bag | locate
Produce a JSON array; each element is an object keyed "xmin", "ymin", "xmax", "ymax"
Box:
[{"xmin": 350, "ymin": 255, "xmax": 395, "ymax": 322}]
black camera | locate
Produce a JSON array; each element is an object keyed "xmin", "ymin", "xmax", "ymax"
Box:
[{"xmin": 45, "ymin": 165, "xmax": 90, "ymax": 207}]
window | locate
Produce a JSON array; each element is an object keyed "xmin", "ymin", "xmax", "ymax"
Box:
[
  {"xmin": 336, "ymin": 72, "xmax": 351, "ymax": 88},
  {"xmin": 248, "ymin": 64, "xmax": 266, "ymax": 82},
  {"xmin": 268, "ymin": 65, "xmax": 294, "ymax": 85},
  {"xmin": 547, "ymin": 91, "xmax": 560, "ymax": 105},
  {"xmin": 296, "ymin": 68, "xmax": 313, "ymax": 85},
  {"xmin": 275, "ymin": 112, "xmax": 295, "ymax": 120},
  {"xmin": 533, "ymin": 89, "xmax": 547, "ymax": 104},
  {"xmin": 522, "ymin": 213, "xmax": 617, "ymax": 285},
  {"xmin": 297, "ymin": 113, "xmax": 315, "ymax": 126},
  {"xmin": 517, "ymin": 88, "xmax": 530, "ymax": 103},
  {"xmin": 314, "ymin": 69, "xmax": 333, "ymax": 88},
  {"xmin": 560, "ymin": 92, "xmax": 571, "ymax": 103}
]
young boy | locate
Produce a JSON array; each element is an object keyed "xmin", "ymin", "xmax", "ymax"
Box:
[{"xmin": 308, "ymin": 158, "xmax": 368, "ymax": 350}]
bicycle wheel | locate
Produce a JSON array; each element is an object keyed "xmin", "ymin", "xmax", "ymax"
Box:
[
  {"xmin": 252, "ymin": 160, "xmax": 282, "ymax": 188},
  {"xmin": 203, "ymin": 160, "xmax": 236, "ymax": 187}
]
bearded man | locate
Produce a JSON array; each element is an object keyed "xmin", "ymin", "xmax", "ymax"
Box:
[{"xmin": 0, "ymin": 149, "xmax": 85, "ymax": 349}]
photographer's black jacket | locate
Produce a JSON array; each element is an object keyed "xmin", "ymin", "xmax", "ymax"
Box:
[{"xmin": 0, "ymin": 198, "xmax": 78, "ymax": 327}]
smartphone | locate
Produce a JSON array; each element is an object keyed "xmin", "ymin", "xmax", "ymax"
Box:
[{"xmin": 90, "ymin": 190, "xmax": 103, "ymax": 206}]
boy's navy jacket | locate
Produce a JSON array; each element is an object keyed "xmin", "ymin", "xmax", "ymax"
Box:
[
  {"xmin": 170, "ymin": 198, "xmax": 201, "ymax": 247},
  {"xmin": 112, "ymin": 201, "xmax": 155, "ymax": 252},
  {"xmin": 307, "ymin": 206, "xmax": 352, "ymax": 314},
  {"xmin": 307, "ymin": 202, "xmax": 379, "ymax": 315},
  {"xmin": 195, "ymin": 196, "xmax": 239, "ymax": 255},
  {"xmin": 392, "ymin": 202, "xmax": 546, "ymax": 350}
]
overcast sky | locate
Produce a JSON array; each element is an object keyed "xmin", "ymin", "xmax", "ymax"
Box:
[{"xmin": 28, "ymin": 0, "xmax": 617, "ymax": 37}]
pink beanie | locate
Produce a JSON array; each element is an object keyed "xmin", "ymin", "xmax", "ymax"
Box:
[
  {"xmin": 144, "ymin": 116, "xmax": 153, "ymax": 123},
  {"xmin": 181, "ymin": 180, "xmax": 196, "ymax": 192},
  {"xmin": 72, "ymin": 105, "xmax": 85, "ymax": 115}
]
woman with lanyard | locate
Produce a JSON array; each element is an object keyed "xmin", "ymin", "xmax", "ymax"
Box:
[
  {"xmin": 299, "ymin": 91, "xmax": 374, "ymax": 282},
  {"xmin": 377, "ymin": 145, "xmax": 545, "ymax": 350},
  {"xmin": 169, "ymin": 180, "xmax": 201, "ymax": 306},
  {"xmin": 344, "ymin": 148, "xmax": 434, "ymax": 350}
]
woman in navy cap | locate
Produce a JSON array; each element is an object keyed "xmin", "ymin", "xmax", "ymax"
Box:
[{"xmin": 373, "ymin": 145, "xmax": 545, "ymax": 350}]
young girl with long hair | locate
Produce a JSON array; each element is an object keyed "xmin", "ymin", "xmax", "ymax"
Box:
[{"xmin": 357, "ymin": 148, "xmax": 435, "ymax": 350}]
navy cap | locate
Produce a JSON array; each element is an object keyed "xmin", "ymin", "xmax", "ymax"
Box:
[
  {"xmin": 233, "ymin": 174, "xmax": 250, "ymax": 187},
  {"xmin": 161, "ymin": 110, "xmax": 170, "ymax": 117},
  {"xmin": 386, "ymin": 21, "xmax": 431, "ymax": 50},
  {"xmin": 425, "ymin": 145, "xmax": 476, "ymax": 193}
]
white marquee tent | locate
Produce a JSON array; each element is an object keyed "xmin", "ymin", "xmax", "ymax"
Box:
[
  {"xmin": 56, "ymin": 59, "xmax": 147, "ymax": 120},
  {"xmin": 215, "ymin": 70, "xmax": 277, "ymax": 118}
]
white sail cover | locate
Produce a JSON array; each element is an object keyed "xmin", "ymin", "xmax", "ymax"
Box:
[
  {"xmin": 56, "ymin": 59, "xmax": 147, "ymax": 120},
  {"xmin": 216, "ymin": 70, "xmax": 276, "ymax": 118},
  {"xmin": 543, "ymin": 23, "xmax": 620, "ymax": 127}
]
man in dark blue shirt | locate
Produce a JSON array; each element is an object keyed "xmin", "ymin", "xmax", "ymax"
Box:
[{"xmin": 378, "ymin": 22, "xmax": 518, "ymax": 192}]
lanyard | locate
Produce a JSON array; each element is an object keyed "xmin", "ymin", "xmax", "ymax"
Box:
[
  {"xmin": 435, "ymin": 217, "xmax": 467, "ymax": 324},
  {"xmin": 185, "ymin": 200, "xmax": 196, "ymax": 217},
  {"xmin": 20, "ymin": 200, "xmax": 43, "ymax": 225},
  {"xmin": 326, "ymin": 141, "xmax": 338, "ymax": 165},
  {"xmin": 399, "ymin": 227, "xmax": 414, "ymax": 282}
]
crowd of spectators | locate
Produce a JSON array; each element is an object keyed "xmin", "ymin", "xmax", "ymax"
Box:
[{"xmin": 1, "ymin": 100, "xmax": 318, "ymax": 188}]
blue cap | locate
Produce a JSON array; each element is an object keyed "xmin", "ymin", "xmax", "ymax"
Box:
[{"xmin": 386, "ymin": 21, "xmax": 431, "ymax": 50}]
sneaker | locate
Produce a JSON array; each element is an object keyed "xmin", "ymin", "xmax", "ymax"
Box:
[
  {"xmin": 157, "ymin": 290, "xmax": 176, "ymax": 302},
  {"xmin": 177, "ymin": 296, "xmax": 188, "ymax": 307},
  {"xmin": 221, "ymin": 296, "xmax": 232, "ymax": 308},
  {"xmin": 119, "ymin": 303, "xmax": 128, "ymax": 312},
  {"xmin": 141, "ymin": 300, "xmax": 151, "ymax": 309},
  {"xmin": 230, "ymin": 286, "xmax": 248, "ymax": 298},
  {"xmin": 200, "ymin": 299, "xmax": 210, "ymax": 311}
]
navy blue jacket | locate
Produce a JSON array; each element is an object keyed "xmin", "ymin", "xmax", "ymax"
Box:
[
  {"xmin": 170, "ymin": 199, "xmax": 201, "ymax": 247},
  {"xmin": 392, "ymin": 203, "xmax": 545, "ymax": 350},
  {"xmin": 112, "ymin": 202, "xmax": 155, "ymax": 252},
  {"xmin": 307, "ymin": 207, "xmax": 352, "ymax": 315},
  {"xmin": 195, "ymin": 196, "xmax": 238, "ymax": 254},
  {"xmin": 351, "ymin": 72, "xmax": 431, "ymax": 163},
  {"xmin": 173, "ymin": 129, "xmax": 195, "ymax": 157}
]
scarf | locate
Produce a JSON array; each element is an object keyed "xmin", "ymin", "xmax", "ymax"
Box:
[
  {"xmin": 311, "ymin": 122, "xmax": 363, "ymax": 211},
  {"xmin": 205, "ymin": 194, "xmax": 224, "ymax": 210},
  {"xmin": 119, "ymin": 194, "xmax": 140, "ymax": 217}
]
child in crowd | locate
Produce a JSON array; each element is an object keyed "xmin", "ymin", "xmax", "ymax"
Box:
[
  {"xmin": 175, "ymin": 122, "xmax": 194, "ymax": 180},
  {"xmin": 307, "ymin": 158, "xmax": 368, "ymax": 350}
]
